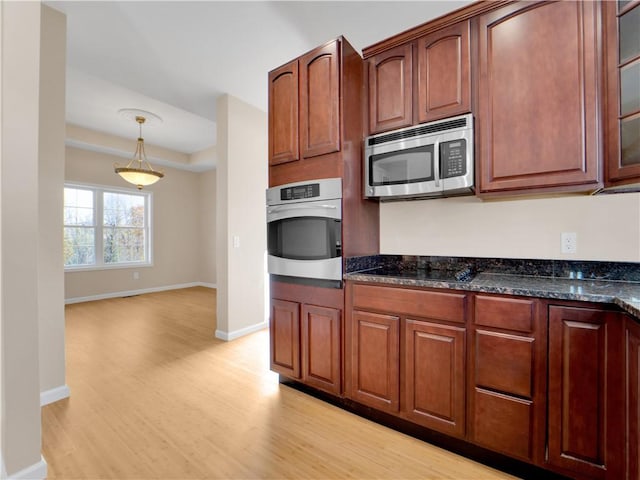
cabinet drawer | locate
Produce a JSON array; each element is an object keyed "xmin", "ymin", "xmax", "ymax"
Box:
[
  {"xmin": 475, "ymin": 330, "xmax": 533, "ymax": 398},
  {"xmin": 472, "ymin": 388, "xmax": 533, "ymax": 462},
  {"xmin": 475, "ymin": 295, "xmax": 535, "ymax": 332},
  {"xmin": 353, "ymin": 284, "xmax": 466, "ymax": 323}
]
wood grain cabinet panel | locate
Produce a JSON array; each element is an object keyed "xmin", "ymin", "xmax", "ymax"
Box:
[
  {"xmin": 472, "ymin": 388, "xmax": 533, "ymax": 461},
  {"xmin": 417, "ymin": 20, "xmax": 470, "ymax": 123},
  {"xmin": 367, "ymin": 43, "xmax": 413, "ymax": 134},
  {"xmin": 299, "ymin": 41, "xmax": 340, "ymax": 159},
  {"xmin": 352, "ymin": 284, "xmax": 466, "ymax": 323},
  {"xmin": 477, "ymin": 1, "xmax": 600, "ymax": 194},
  {"xmin": 351, "ymin": 310, "xmax": 400, "ymax": 413},
  {"xmin": 474, "ymin": 295, "xmax": 535, "ymax": 333},
  {"xmin": 301, "ymin": 305, "xmax": 341, "ymax": 395},
  {"xmin": 270, "ymin": 299, "xmax": 300, "ymax": 378},
  {"xmin": 626, "ymin": 319, "xmax": 640, "ymax": 480},
  {"xmin": 268, "ymin": 61, "xmax": 299, "ymax": 165},
  {"xmin": 404, "ymin": 319, "xmax": 465, "ymax": 437},
  {"xmin": 475, "ymin": 330, "xmax": 533, "ymax": 399},
  {"xmin": 548, "ymin": 306, "xmax": 618, "ymax": 479}
]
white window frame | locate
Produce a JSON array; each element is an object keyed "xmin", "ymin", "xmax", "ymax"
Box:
[{"xmin": 64, "ymin": 182, "xmax": 154, "ymax": 271}]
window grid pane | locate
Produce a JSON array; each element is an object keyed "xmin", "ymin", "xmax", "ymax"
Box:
[
  {"xmin": 64, "ymin": 226, "xmax": 96, "ymax": 266},
  {"xmin": 64, "ymin": 184, "xmax": 151, "ymax": 270}
]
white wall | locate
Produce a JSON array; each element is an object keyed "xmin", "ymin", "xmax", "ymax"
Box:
[
  {"xmin": 216, "ymin": 95, "xmax": 267, "ymax": 340},
  {"xmin": 64, "ymin": 146, "xmax": 213, "ymax": 300},
  {"xmin": 38, "ymin": 4, "xmax": 67, "ymax": 403},
  {"xmin": 199, "ymin": 169, "xmax": 217, "ymax": 285},
  {"xmin": 380, "ymin": 193, "xmax": 640, "ymax": 261},
  {"xmin": 1, "ymin": 1, "xmax": 46, "ymax": 477}
]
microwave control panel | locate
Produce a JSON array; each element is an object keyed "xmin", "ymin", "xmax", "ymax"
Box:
[
  {"xmin": 441, "ymin": 139, "xmax": 467, "ymax": 179},
  {"xmin": 280, "ymin": 183, "xmax": 320, "ymax": 201}
]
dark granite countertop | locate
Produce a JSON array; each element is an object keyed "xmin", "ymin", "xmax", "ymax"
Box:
[{"xmin": 344, "ymin": 255, "xmax": 640, "ymax": 319}]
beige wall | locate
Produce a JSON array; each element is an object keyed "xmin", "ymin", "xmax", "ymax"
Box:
[
  {"xmin": 65, "ymin": 146, "xmax": 212, "ymax": 300},
  {"xmin": 199, "ymin": 169, "xmax": 217, "ymax": 285},
  {"xmin": 1, "ymin": 1, "xmax": 44, "ymax": 476},
  {"xmin": 216, "ymin": 95, "xmax": 267, "ymax": 340},
  {"xmin": 380, "ymin": 193, "xmax": 640, "ymax": 261},
  {"xmin": 38, "ymin": 4, "xmax": 67, "ymax": 399}
]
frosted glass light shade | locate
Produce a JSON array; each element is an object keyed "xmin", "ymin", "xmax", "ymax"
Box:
[{"xmin": 115, "ymin": 167, "xmax": 164, "ymax": 189}]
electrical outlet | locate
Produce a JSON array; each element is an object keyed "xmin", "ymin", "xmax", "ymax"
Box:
[
  {"xmin": 133, "ymin": 271, "xmax": 140, "ymax": 280},
  {"xmin": 561, "ymin": 232, "xmax": 577, "ymax": 254},
  {"xmin": 233, "ymin": 235, "xmax": 240, "ymax": 248}
]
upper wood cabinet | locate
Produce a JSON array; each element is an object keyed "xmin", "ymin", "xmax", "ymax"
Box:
[
  {"xmin": 604, "ymin": 1, "xmax": 640, "ymax": 187},
  {"xmin": 476, "ymin": 1, "xmax": 601, "ymax": 195},
  {"xmin": 366, "ymin": 20, "xmax": 471, "ymax": 135},
  {"xmin": 269, "ymin": 37, "xmax": 367, "ymax": 188},
  {"xmin": 268, "ymin": 42, "xmax": 339, "ymax": 167},
  {"xmin": 416, "ymin": 20, "xmax": 471, "ymax": 124},
  {"xmin": 269, "ymin": 61, "xmax": 299, "ymax": 166},
  {"xmin": 299, "ymin": 41, "xmax": 340, "ymax": 160},
  {"xmin": 367, "ymin": 44, "xmax": 413, "ymax": 134}
]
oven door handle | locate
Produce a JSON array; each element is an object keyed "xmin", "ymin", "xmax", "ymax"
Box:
[
  {"xmin": 268, "ymin": 204, "xmax": 337, "ymax": 214},
  {"xmin": 267, "ymin": 201, "xmax": 341, "ymax": 221}
]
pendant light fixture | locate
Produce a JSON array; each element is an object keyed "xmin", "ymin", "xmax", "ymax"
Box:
[{"xmin": 114, "ymin": 114, "xmax": 164, "ymax": 189}]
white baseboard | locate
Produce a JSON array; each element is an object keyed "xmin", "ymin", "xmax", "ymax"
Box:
[
  {"xmin": 1, "ymin": 454, "xmax": 6, "ymax": 479},
  {"xmin": 215, "ymin": 321, "xmax": 268, "ymax": 341},
  {"xmin": 40, "ymin": 385, "xmax": 70, "ymax": 407},
  {"xmin": 65, "ymin": 282, "xmax": 217, "ymax": 304},
  {"xmin": 4, "ymin": 456, "xmax": 47, "ymax": 480}
]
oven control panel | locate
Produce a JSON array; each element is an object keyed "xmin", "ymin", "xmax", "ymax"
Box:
[{"xmin": 280, "ymin": 183, "xmax": 320, "ymax": 201}]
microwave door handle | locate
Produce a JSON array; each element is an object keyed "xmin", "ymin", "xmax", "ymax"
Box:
[{"xmin": 433, "ymin": 141, "xmax": 440, "ymax": 188}]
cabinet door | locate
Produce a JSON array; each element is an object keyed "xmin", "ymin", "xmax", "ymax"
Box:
[
  {"xmin": 299, "ymin": 40, "xmax": 340, "ymax": 159},
  {"xmin": 301, "ymin": 304, "xmax": 341, "ymax": 395},
  {"xmin": 268, "ymin": 60, "xmax": 299, "ymax": 166},
  {"xmin": 351, "ymin": 310, "xmax": 399, "ymax": 412},
  {"xmin": 477, "ymin": 1, "xmax": 600, "ymax": 194},
  {"xmin": 417, "ymin": 20, "xmax": 470, "ymax": 124},
  {"xmin": 626, "ymin": 319, "xmax": 640, "ymax": 480},
  {"xmin": 367, "ymin": 43, "xmax": 413, "ymax": 134},
  {"xmin": 270, "ymin": 299, "xmax": 300, "ymax": 378},
  {"xmin": 604, "ymin": 1, "xmax": 640, "ymax": 186},
  {"xmin": 548, "ymin": 306, "xmax": 623, "ymax": 479},
  {"xmin": 404, "ymin": 319, "xmax": 465, "ymax": 437}
]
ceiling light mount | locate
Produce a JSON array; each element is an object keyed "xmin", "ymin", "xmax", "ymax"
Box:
[{"xmin": 114, "ymin": 112, "xmax": 164, "ymax": 189}]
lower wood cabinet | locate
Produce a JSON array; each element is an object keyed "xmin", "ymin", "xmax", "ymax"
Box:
[
  {"xmin": 270, "ymin": 289, "xmax": 342, "ymax": 395},
  {"xmin": 547, "ymin": 305, "xmax": 624, "ymax": 480},
  {"xmin": 348, "ymin": 283, "xmax": 467, "ymax": 435},
  {"xmin": 350, "ymin": 310, "xmax": 400, "ymax": 412},
  {"xmin": 270, "ymin": 299, "xmax": 301, "ymax": 378},
  {"xmin": 468, "ymin": 295, "xmax": 546, "ymax": 465},
  {"xmin": 626, "ymin": 318, "xmax": 640, "ymax": 480},
  {"xmin": 301, "ymin": 304, "xmax": 341, "ymax": 395},
  {"xmin": 404, "ymin": 319, "xmax": 465, "ymax": 437},
  {"xmin": 340, "ymin": 281, "xmax": 639, "ymax": 480}
]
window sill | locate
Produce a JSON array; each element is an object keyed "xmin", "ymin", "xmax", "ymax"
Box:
[{"xmin": 64, "ymin": 262, "xmax": 153, "ymax": 273}]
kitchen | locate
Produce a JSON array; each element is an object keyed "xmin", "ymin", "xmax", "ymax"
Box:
[
  {"xmin": 2, "ymin": 1, "xmax": 640, "ymax": 479},
  {"xmin": 267, "ymin": 1, "xmax": 640, "ymax": 480}
]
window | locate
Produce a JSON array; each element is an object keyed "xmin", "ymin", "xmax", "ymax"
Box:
[{"xmin": 64, "ymin": 184, "xmax": 152, "ymax": 270}]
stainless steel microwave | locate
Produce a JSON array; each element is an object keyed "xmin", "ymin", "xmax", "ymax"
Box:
[{"xmin": 364, "ymin": 114, "xmax": 474, "ymax": 199}]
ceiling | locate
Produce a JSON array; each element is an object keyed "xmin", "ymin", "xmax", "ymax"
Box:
[{"xmin": 46, "ymin": 1, "xmax": 472, "ymax": 166}]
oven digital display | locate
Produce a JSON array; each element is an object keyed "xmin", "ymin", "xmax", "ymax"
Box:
[{"xmin": 280, "ymin": 183, "xmax": 320, "ymax": 201}]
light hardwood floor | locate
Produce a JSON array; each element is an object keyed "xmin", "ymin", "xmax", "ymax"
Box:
[{"xmin": 43, "ymin": 287, "xmax": 516, "ymax": 479}]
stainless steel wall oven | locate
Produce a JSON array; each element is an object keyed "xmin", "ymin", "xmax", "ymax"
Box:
[{"xmin": 266, "ymin": 178, "xmax": 342, "ymax": 288}]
